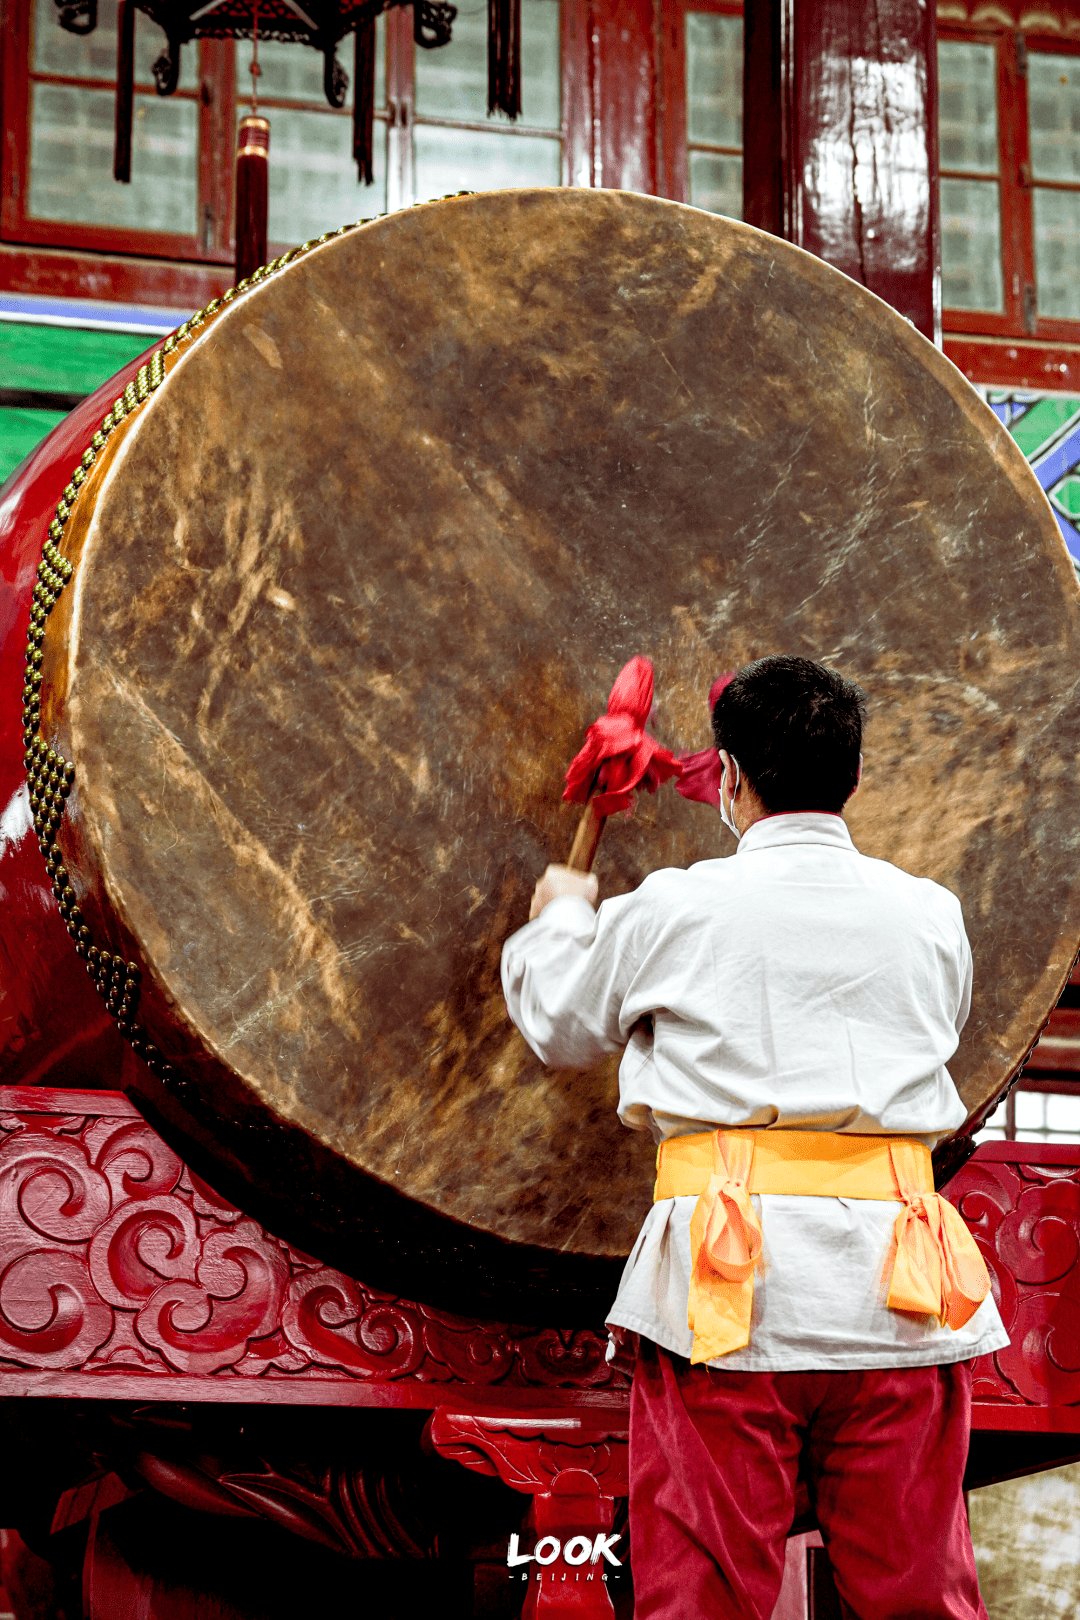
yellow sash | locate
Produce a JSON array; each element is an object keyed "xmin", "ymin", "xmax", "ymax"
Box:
[{"xmin": 653, "ymin": 1129, "xmax": 991, "ymax": 1365}]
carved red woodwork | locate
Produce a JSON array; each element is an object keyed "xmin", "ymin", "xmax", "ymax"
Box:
[
  {"xmin": 425, "ymin": 1411, "xmax": 630, "ymax": 1496},
  {"xmin": 0, "ymin": 1089, "xmax": 1078, "ymax": 1620},
  {"xmin": 3, "ymin": 1083, "xmax": 1080, "ymax": 1445},
  {"xmin": 54, "ymin": 1443, "xmax": 434, "ymax": 1562},
  {"xmin": 425, "ymin": 1413, "xmax": 627, "ymax": 1619},
  {"xmin": 82, "ymin": 1509, "xmax": 179, "ymax": 1620},
  {"xmin": 0, "ymin": 1086, "xmax": 628, "ymax": 1408},
  {"xmin": 521, "ymin": 1472, "xmax": 622, "ymax": 1620},
  {"xmin": 946, "ymin": 1141, "xmax": 1080, "ymax": 1427}
]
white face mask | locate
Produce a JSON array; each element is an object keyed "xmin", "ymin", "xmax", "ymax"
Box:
[{"xmin": 719, "ymin": 755, "xmax": 741, "ymax": 841}]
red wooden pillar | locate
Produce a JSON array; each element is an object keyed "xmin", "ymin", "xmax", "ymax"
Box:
[
  {"xmin": 743, "ymin": 0, "xmax": 941, "ymax": 345},
  {"xmin": 425, "ymin": 1410, "xmax": 630, "ymax": 1617},
  {"xmin": 592, "ymin": 0, "xmax": 658, "ymax": 194},
  {"xmin": 564, "ymin": 0, "xmax": 658, "ymax": 194}
]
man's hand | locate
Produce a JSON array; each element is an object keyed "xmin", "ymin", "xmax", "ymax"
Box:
[{"xmin": 529, "ymin": 864, "xmax": 599, "ymax": 921}]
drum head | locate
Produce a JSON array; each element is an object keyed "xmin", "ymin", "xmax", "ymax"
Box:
[{"xmin": 47, "ymin": 189, "xmax": 1080, "ymax": 1316}]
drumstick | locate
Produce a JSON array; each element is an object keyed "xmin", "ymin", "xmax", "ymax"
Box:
[
  {"xmin": 561, "ymin": 655, "xmax": 682, "ymax": 874},
  {"xmin": 566, "ymin": 790, "xmax": 606, "ymax": 873}
]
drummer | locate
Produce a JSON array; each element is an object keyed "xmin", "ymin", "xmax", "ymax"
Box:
[{"xmin": 501, "ymin": 654, "xmax": 1008, "ymax": 1620}]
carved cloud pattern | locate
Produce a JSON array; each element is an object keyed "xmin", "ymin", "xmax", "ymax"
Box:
[{"xmin": 0, "ymin": 1104, "xmax": 626, "ymax": 1392}]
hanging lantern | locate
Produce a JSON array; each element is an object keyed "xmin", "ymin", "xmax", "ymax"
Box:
[{"xmin": 56, "ymin": 0, "xmax": 523, "ymax": 234}]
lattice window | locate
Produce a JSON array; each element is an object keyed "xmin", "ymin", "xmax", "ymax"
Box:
[{"xmin": 939, "ymin": 25, "xmax": 1080, "ymax": 342}]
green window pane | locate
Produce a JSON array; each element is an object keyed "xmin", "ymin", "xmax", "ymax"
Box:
[
  {"xmin": 0, "ymin": 407, "xmax": 68, "ymax": 486},
  {"xmin": 1028, "ymin": 52, "xmax": 1080, "ymax": 183},
  {"xmin": 940, "ymin": 177, "xmax": 1003, "ymax": 312},
  {"xmin": 0, "ymin": 323, "xmax": 148, "ymax": 397},
  {"xmin": 415, "ymin": 0, "xmax": 560, "ymax": 131},
  {"xmin": 29, "ymin": 83, "xmax": 198, "ymax": 234},
  {"xmin": 33, "ymin": 0, "xmax": 197, "ymax": 90},
  {"xmin": 686, "ymin": 12, "xmax": 742, "ymax": 150},
  {"xmin": 689, "ymin": 150, "xmax": 742, "ymax": 219},
  {"xmin": 264, "ymin": 108, "xmax": 386, "ymax": 244},
  {"xmin": 1050, "ymin": 473, "xmax": 1080, "ymax": 518},
  {"xmin": 1034, "ymin": 187, "xmax": 1080, "ymax": 320},
  {"xmin": 237, "ymin": 27, "xmax": 385, "ymax": 109},
  {"xmin": 937, "ymin": 41, "xmax": 998, "ymax": 175},
  {"xmin": 413, "ymin": 125, "xmax": 561, "ymax": 204}
]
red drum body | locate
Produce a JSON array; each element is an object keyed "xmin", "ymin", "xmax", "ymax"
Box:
[
  {"xmin": 0, "ymin": 355, "xmax": 151, "ymax": 1092},
  {"xmin": 1, "ymin": 190, "xmax": 1078, "ymax": 1319}
]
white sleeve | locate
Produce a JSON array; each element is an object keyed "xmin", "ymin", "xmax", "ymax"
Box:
[
  {"xmin": 954, "ymin": 910, "xmax": 973, "ymax": 1038},
  {"xmin": 500, "ymin": 890, "xmax": 641, "ymax": 1069}
]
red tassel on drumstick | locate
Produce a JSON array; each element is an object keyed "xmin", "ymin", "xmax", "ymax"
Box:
[
  {"xmin": 562, "ymin": 655, "xmax": 683, "ymax": 871},
  {"xmin": 675, "ymin": 673, "xmax": 735, "ymax": 808},
  {"xmin": 527, "ymin": 657, "xmax": 690, "ymax": 921}
]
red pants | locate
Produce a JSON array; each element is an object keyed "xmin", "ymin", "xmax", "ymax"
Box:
[{"xmin": 630, "ymin": 1341, "xmax": 987, "ymax": 1620}]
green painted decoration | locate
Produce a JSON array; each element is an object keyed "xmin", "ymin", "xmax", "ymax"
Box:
[
  {"xmin": 0, "ymin": 321, "xmax": 152, "ymax": 484},
  {"xmin": 0, "ymin": 406, "xmax": 68, "ymax": 485},
  {"xmin": 1, "ymin": 322, "xmax": 149, "ymax": 399}
]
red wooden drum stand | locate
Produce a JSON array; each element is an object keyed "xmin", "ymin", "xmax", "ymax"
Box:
[
  {"xmin": 0, "ymin": 1082, "xmax": 1077, "ymax": 1617},
  {"xmin": 3, "ymin": 197, "xmax": 1080, "ymax": 1616}
]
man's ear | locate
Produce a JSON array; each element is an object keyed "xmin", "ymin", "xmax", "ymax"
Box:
[
  {"xmin": 718, "ymin": 748, "xmax": 736, "ymax": 797},
  {"xmin": 848, "ymin": 753, "xmax": 864, "ymax": 800}
]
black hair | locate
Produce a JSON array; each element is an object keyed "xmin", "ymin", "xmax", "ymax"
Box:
[{"xmin": 711, "ymin": 655, "xmax": 866, "ymax": 814}]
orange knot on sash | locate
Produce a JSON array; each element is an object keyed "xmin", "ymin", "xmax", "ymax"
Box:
[
  {"xmin": 885, "ymin": 1142, "xmax": 991, "ymax": 1330},
  {"xmin": 654, "ymin": 1129, "xmax": 991, "ymax": 1365},
  {"xmin": 686, "ymin": 1133, "xmax": 764, "ymax": 1365}
]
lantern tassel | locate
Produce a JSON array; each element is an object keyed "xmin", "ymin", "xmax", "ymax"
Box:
[
  {"xmin": 235, "ymin": 115, "xmax": 270, "ymax": 282},
  {"xmin": 488, "ymin": 0, "xmax": 521, "ymax": 118},
  {"xmin": 114, "ymin": 0, "xmax": 134, "ymax": 182},
  {"xmin": 354, "ymin": 18, "xmax": 377, "ymax": 185}
]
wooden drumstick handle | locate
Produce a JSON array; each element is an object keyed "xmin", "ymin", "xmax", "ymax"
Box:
[{"xmin": 566, "ymin": 796, "xmax": 606, "ymax": 873}]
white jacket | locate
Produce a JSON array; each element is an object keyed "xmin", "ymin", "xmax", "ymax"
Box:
[{"xmin": 502, "ymin": 813, "xmax": 1008, "ymax": 1370}]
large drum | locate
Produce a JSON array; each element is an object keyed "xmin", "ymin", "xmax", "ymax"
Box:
[{"xmin": 1, "ymin": 189, "xmax": 1078, "ymax": 1319}]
